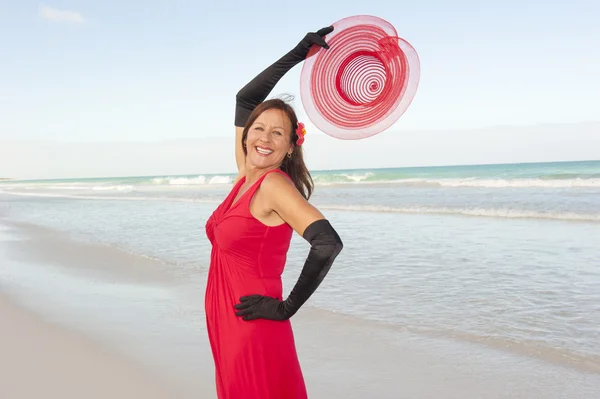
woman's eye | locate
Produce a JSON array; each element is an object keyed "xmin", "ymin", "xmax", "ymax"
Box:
[{"xmin": 273, "ymin": 131, "xmax": 282, "ymax": 136}]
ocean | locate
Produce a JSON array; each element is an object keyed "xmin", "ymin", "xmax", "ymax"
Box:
[{"xmin": 1, "ymin": 159, "xmax": 599, "ymax": 374}]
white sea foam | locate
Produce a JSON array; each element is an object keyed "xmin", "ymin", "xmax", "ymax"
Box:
[
  {"xmin": 312, "ymin": 176, "xmax": 600, "ymax": 188},
  {"xmin": 419, "ymin": 178, "xmax": 600, "ymax": 188},
  {"xmin": 91, "ymin": 185, "xmax": 133, "ymax": 192},
  {"xmin": 341, "ymin": 172, "xmax": 374, "ymax": 182},
  {"xmin": 150, "ymin": 175, "xmax": 232, "ymax": 185},
  {"xmin": 319, "ymin": 204, "xmax": 600, "ymax": 222},
  {"xmin": 0, "ymin": 190, "xmax": 220, "ymax": 204}
]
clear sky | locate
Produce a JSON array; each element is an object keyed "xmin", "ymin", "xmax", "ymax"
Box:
[{"xmin": 0, "ymin": 1, "xmax": 599, "ymax": 178}]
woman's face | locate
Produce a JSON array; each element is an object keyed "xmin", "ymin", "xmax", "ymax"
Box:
[{"xmin": 245, "ymin": 108, "xmax": 294, "ymax": 171}]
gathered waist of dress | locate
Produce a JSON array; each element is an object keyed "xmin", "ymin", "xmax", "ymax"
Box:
[{"xmin": 232, "ymin": 272, "xmax": 284, "ymax": 298}]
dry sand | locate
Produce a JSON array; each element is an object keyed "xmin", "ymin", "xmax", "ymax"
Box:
[{"xmin": 0, "ymin": 294, "xmax": 183, "ymax": 399}]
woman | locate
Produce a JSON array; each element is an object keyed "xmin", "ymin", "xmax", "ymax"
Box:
[{"xmin": 204, "ymin": 26, "xmax": 343, "ymax": 398}]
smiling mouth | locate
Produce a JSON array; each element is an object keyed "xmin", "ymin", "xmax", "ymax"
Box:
[{"xmin": 256, "ymin": 146, "xmax": 274, "ymax": 155}]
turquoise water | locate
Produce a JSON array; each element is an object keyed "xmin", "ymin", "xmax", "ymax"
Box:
[
  {"xmin": 4, "ymin": 159, "xmax": 600, "ymax": 186},
  {"xmin": 1, "ymin": 160, "xmax": 599, "ymax": 371}
]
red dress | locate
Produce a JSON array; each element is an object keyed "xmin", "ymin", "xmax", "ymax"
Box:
[{"xmin": 204, "ymin": 169, "xmax": 308, "ymax": 399}]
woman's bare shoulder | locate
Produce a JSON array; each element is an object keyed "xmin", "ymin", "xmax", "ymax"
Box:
[{"xmin": 260, "ymin": 170, "xmax": 324, "ymax": 236}]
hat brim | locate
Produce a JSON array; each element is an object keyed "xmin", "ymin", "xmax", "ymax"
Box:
[{"xmin": 300, "ymin": 15, "xmax": 420, "ymax": 140}]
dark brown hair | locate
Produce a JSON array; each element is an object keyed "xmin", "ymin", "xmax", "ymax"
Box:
[{"xmin": 241, "ymin": 98, "xmax": 314, "ymax": 200}]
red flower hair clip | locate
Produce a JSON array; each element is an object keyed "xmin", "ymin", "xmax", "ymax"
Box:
[{"xmin": 296, "ymin": 122, "xmax": 307, "ymax": 146}]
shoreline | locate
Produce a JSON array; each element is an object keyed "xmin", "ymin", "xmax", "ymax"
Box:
[{"xmin": 1, "ymin": 217, "xmax": 600, "ymax": 398}]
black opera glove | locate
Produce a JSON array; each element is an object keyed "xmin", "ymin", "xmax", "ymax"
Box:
[
  {"xmin": 234, "ymin": 26, "xmax": 334, "ymax": 127},
  {"xmin": 235, "ymin": 219, "xmax": 343, "ymax": 321},
  {"xmin": 234, "ymin": 295, "xmax": 288, "ymax": 321}
]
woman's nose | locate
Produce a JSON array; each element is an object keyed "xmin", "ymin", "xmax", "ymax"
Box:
[{"xmin": 258, "ymin": 132, "xmax": 271, "ymax": 143}]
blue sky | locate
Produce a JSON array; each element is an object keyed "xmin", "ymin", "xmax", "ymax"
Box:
[{"xmin": 1, "ymin": 0, "xmax": 599, "ymax": 144}]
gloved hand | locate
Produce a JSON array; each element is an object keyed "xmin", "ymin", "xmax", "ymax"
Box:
[
  {"xmin": 235, "ymin": 219, "xmax": 343, "ymax": 322},
  {"xmin": 235, "ymin": 26, "xmax": 334, "ymax": 127},
  {"xmin": 291, "ymin": 26, "xmax": 334, "ymax": 58},
  {"xmin": 234, "ymin": 295, "xmax": 287, "ymax": 321}
]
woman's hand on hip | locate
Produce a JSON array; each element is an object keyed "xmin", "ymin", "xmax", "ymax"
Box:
[{"xmin": 234, "ymin": 294, "xmax": 289, "ymax": 321}]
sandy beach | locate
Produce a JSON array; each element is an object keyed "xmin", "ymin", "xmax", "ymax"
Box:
[{"xmin": 1, "ymin": 216, "xmax": 600, "ymax": 398}]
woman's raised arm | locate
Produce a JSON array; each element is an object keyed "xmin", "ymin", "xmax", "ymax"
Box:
[{"xmin": 232, "ymin": 26, "xmax": 333, "ymax": 178}]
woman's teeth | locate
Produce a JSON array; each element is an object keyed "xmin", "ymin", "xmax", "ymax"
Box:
[{"xmin": 256, "ymin": 147, "xmax": 273, "ymax": 155}]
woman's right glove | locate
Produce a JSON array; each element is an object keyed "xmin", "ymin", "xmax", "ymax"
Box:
[{"xmin": 234, "ymin": 26, "xmax": 334, "ymax": 127}]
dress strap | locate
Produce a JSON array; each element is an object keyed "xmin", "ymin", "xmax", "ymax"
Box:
[
  {"xmin": 246, "ymin": 169, "xmax": 289, "ymax": 198},
  {"xmin": 228, "ymin": 169, "xmax": 290, "ymax": 212}
]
